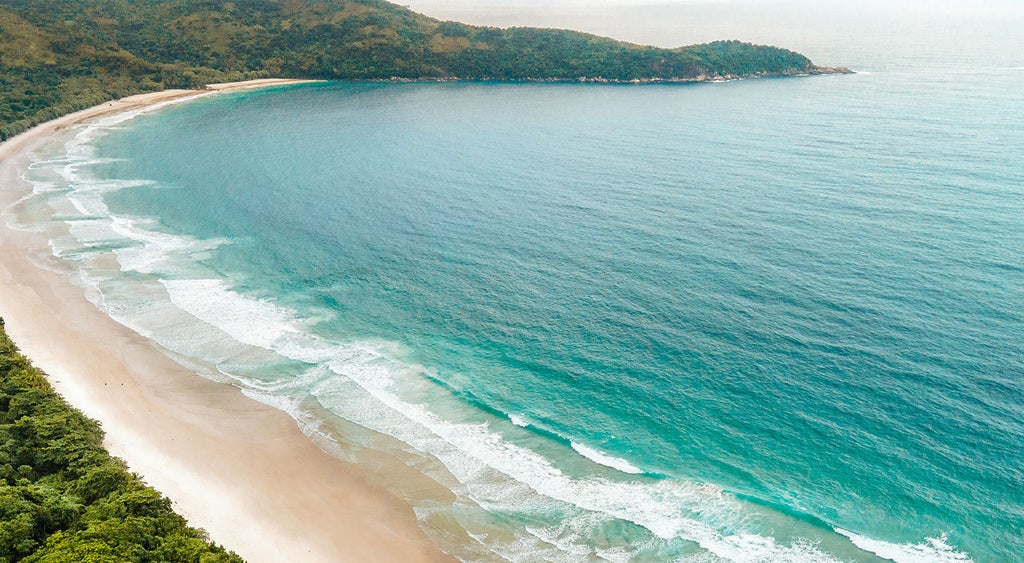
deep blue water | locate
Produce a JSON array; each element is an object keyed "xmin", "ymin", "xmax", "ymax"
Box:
[{"xmin": 16, "ymin": 17, "xmax": 1024, "ymax": 562}]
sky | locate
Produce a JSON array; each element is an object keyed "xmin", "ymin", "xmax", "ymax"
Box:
[{"xmin": 401, "ymin": 0, "xmax": 1024, "ymax": 69}]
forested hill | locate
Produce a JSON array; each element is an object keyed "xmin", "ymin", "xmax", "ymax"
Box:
[{"xmin": 0, "ymin": 0, "xmax": 847, "ymax": 139}]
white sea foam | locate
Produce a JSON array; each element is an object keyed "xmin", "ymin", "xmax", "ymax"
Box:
[
  {"xmin": 570, "ymin": 442, "xmax": 643, "ymax": 474},
  {"xmin": 462, "ymin": 527, "xmax": 579, "ymax": 563},
  {"xmin": 835, "ymin": 529, "xmax": 972, "ymax": 563},
  {"xmin": 509, "ymin": 414, "xmax": 529, "ymax": 427},
  {"xmin": 18, "ymin": 107, "xmax": 218, "ymax": 281},
  {"xmin": 112, "ymin": 218, "xmax": 223, "ymax": 275},
  {"xmin": 161, "ymin": 279, "xmax": 309, "ymax": 354}
]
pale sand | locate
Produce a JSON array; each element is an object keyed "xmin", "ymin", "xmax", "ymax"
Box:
[{"xmin": 0, "ymin": 80, "xmax": 453, "ymax": 562}]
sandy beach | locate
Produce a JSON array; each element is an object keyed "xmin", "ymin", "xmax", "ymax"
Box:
[{"xmin": 0, "ymin": 79, "xmax": 451, "ymax": 562}]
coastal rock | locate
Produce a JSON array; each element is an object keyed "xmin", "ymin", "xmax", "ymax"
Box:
[{"xmin": 809, "ymin": 65, "xmax": 855, "ymax": 75}]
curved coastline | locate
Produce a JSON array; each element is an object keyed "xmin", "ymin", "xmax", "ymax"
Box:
[{"xmin": 0, "ymin": 79, "xmax": 452, "ymax": 563}]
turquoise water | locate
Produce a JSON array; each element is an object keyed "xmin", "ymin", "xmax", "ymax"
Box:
[{"xmin": 15, "ymin": 14, "xmax": 1024, "ymax": 562}]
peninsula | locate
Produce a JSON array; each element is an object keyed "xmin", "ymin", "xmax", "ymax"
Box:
[{"xmin": 0, "ymin": 0, "xmax": 850, "ymax": 140}]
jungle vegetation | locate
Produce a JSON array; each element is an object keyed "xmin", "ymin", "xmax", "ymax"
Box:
[{"xmin": 0, "ymin": 320, "xmax": 243, "ymax": 562}]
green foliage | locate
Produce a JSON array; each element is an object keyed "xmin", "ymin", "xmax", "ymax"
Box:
[
  {"xmin": 0, "ymin": 323, "xmax": 243, "ymax": 562},
  {"xmin": 0, "ymin": 0, "xmax": 820, "ymax": 141}
]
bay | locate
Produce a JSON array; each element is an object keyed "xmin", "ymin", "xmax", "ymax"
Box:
[{"xmin": 17, "ymin": 4, "xmax": 1024, "ymax": 560}]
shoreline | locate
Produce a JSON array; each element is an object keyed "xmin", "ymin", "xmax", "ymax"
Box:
[
  {"xmin": 0, "ymin": 79, "xmax": 452, "ymax": 562},
  {"xmin": 371, "ymin": 65, "xmax": 854, "ymax": 84}
]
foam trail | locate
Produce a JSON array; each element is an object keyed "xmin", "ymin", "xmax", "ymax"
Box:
[
  {"xmin": 570, "ymin": 442, "xmax": 643, "ymax": 474},
  {"xmin": 111, "ymin": 216, "xmax": 224, "ymax": 275},
  {"xmin": 161, "ymin": 279, "xmax": 303, "ymax": 351},
  {"xmin": 835, "ymin": 529, "xmax": 972, "ymax": 563}
]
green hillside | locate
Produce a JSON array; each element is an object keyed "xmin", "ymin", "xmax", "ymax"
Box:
[{"xmin": 0, "ymin": 0, "xmax": 845, "ymax": 140}]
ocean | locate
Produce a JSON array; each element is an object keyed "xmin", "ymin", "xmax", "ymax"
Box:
[{"xmin": 10, "ymin": 3, "xmax": 1023, "ymax": 561}]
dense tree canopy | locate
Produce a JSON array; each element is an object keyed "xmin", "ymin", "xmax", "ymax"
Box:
[
  {"xmin": 0, "ymin": 0, "xmax": 828, "ymax": 140},
  {"xmin": 0, "ymin": 321, "xmax": 243, "ymax": 562}
]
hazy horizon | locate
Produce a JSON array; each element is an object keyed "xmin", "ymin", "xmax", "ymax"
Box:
[{"xmin": 403, "ymin": 0, "xmax": 1024, "ymax": 70}]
